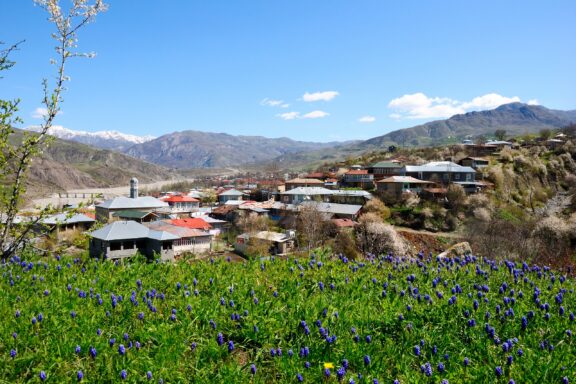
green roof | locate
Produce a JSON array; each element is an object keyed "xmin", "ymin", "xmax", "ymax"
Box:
[
  {"xmin": 370, "ymin": 161, "xmax": 402, "ymax": 168},
  {"xmin": 112, "ymin": 210, "xmax": 156, "ymax": 219}
]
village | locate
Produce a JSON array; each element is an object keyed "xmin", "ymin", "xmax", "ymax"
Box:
[{"xmin": 24, "ymin": 132, "xmax": 572, "ymax": 262}]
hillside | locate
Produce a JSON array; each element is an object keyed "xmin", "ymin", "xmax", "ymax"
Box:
[
  {"xmin": 125, "ymin": 130, "xmax": 354, "ymax": 169},
  {"xmin": 360, "ymin": 103, "xmax": 576, "ymax": 148},
  {"xmin": 271, "ymin": 103, "xmax": 576, "ymax": 169},
  {"xmin": 9, "ymin": 129, "xmax": 176, "ymax": 195}
]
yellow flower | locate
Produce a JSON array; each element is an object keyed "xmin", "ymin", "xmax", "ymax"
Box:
[{"xmin": 323, "ymin": 362, "xmax": 334, "ymax": 369}]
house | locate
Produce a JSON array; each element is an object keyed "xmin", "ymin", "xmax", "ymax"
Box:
[
  {"xmin": 196, "ymin": 215, "xmax": 229, "ymax": 236},
  {"xmin": 403, "ymin": 162, "xmax": 476, "ymax": 185},
  {"xmin": 235, "ymin": 230, "xmax": 296, "ymax": 256},
  {"xmin": 330, "ymin": 190, "xmax": 373, "ymax": 205},
  {"xmin": 342, "ymin": 170, "xmax": 374, "ymax": 189},
  {"xmin": 485, "ymin": 140, "xmax": 514, "ymax": 149},
  {"xmin": 95, "ymin": 178, "xmax": 168, "ymax": 222},
  {"xmin": 160, "ymin": 195, "xmax": 200, "ymax": 215},
  {"xmin": 112, "ymin": 210, "xmax": 158, "ymax": 223},
  {"xmin": 41, "ymin": 213, "xmax": 96, "ymax": 240},
  {"xmin": 545, "ymin": 139, "xmax": 565, "ymax": 149},
  {"xmin": 280, "ymin": 187, "xmax": 333, "ymax": 204},
  {"xmin": 170, "ymin": 217, "xmax": 212, "ymax": 231},
  {"xmin": 299, "ymin": 201, "xmax": 363, "ymax": 220},
  {"xmin": 366, "ymin": 161, "xmax": 403, "ymax": 181},
  {"xmin": 285, "ymin": 178, "xmax": 325, "ymax": 191},
  {"xmin": 376, "ymin": 176, "xmax": 433, "ymax": 198},
  {"xmin": 145, "ymin": 220, "xmax": 212, "ymax": 256},
  {"xmin": 218, "ymin": 189, "xmax": 245, "ymax": 204},
  {"xmin": 458, "ymin": 157, "xmax": 489, "ymax": 170},
  {"xmin": 331, "ymin": 218, "xmax": 358, "ymax": 231},
  {"xmin": 89, "ymin": 221, "xmax": 179, "ymax": 261}
]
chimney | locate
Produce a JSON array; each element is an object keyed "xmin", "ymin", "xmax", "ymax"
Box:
[{"xmin": 130, "ymin": 177, "xmax": 139, "ymax": 199}]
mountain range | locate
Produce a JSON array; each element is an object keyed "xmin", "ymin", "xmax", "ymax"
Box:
[
  {"xmin": 26, "ymin": 103, "xmax": 576, "ymax": 172},
  {"xmin": 26, "ymin": 125, "xmax": 155, "ymax": 151}
]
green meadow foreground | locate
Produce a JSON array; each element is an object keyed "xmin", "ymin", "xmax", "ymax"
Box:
[{"xmin": 1, "ymin": 251, "xmax": 574, "ymax": 383}]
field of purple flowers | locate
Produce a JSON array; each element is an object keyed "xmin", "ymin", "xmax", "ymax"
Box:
[{"xmin": 1, "ymin": 250, "xmax": 574, "ymax": 383}]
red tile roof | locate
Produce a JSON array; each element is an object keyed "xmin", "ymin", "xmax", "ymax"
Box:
[
  {"xmin": 332, "ymin": 218, "xmax": 358, "ymax": 228},
  {"xmin": 170, "ymin": 218, "xmax": 212, "ymax": 230},
  {"xmin": 161, "ymin": 195, "xmax": 199, "ymax": 203}
]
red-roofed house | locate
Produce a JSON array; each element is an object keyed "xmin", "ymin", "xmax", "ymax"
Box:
[
  {"xmin": 160, "ymin": 195, "xmax": 200, "ymax": 215},
  {"xmin": 170, "ymin": 218, "xmax": 212, "ymax": 231}
]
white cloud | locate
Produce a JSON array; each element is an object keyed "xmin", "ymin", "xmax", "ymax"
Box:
[
  {"xmin": 527, "ymin": 99, "xmax": 540, "ymax": 105},
  {"xmin": 277, "ymin": 111, "xmax": 300, "ymax": 120},
  {"xmin": 276, "ymin": 110, "xmax": 330, "ymax": 120},
  {"xmin": 32, "ymin": 107, "xmax": 62, "ymax": 119},
  {"xmin": 302, "ymin": 91, "xmax": 339, "ymax": 102},
  {"xmin": 261, "ymin": 98, "xmax": 289, "ymax": 108},
  {"xmin": 302, "ymin": 110, "xmax": 330, "ymax": 119},
  {"xmin": 358, "ymin": 115, "xmax": 376, "ymax": 123},
  {"xmin": 32, "ymin": 107, "xmax": 49, "ymax": 119},
  {"xmin": 388, "ymin": 92, "xmax": 527, "ymax": 119}
]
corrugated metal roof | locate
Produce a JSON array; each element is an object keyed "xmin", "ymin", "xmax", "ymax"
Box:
[
  {"xmin": 331, "ymin": 190, "xmax": 373, "ymax": 198},
  {"xmin": 300, "ymin": 201, "xmax": 362, "ymax": 216},
  {"xmin": 89, "ymin": 221, "xmax": 179, "ymax": 241},
  {"xmin": 42, "ymin": 213, "xmax": 96, "ymax": 225},
  {"xmin": 404, "ymin": 163, "xmax": 476, "ymax": 173},
  {"xmin": 97, "ymin": 196, "xmax": 168, "ymax": 210},
  {"xmin": 219, "ymin": 189, "xmax": 244, "ymax": 196},
  {"xmin": 377, "ymin": 176, "xmax": 432, "ymax": 184},
  {"xmin": 112, "ymin": 210, "xmax": 156, "ymax": 219},
  {"xmin": 282, "ymin": 187, "xmax": 334, "ymax": 195}
]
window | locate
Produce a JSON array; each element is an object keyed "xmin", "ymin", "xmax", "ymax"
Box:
[
  {"xmin": 110, "ymin": 242, "xmax": 121, "ymax": 251},
  {"xmin": 162, "ymin": 242, "xmax": 172, "ymax": 250},
  {"xmin": 454, "ymin": 174, "xmax": 461, "ymax": 180}
]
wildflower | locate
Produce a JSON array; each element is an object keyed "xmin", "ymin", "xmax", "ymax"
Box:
[
  {"xmin": 147, "ymin": 371, "xmax": 152, "ymax": 380},
  {"xmin": 77, "ymin": 371, "xmax": 84, "ymax": 381},
  {"xmin": 463, "ymin": 357, "xmax": 470, "ymax": 366},
  {"xmin": 75, "ymin": 345, "xmax": 81, "ymax": 354},
  {"xmin": 495, "ymin": 366, "xmax": 503, "ymax": 377},
  {"xmin": 39, "ymin": 371, "xmax": 47, "ymax": 381},
  {"xmin": 118, "ymin": 344, "xmax": 126, "ymax": 355},
  {"xmin": 438, "ymin": 362, "xmax": 445, "ymax": 373},
  {"xmin": 120, "ymin": 370, "xmax": 127, "ymax": 380},
  {"xmin": 10, "ymin": 349, "xmax": 16, "ymax": 358},
  {"xmin": 324, "ymin": 362, "xmax": 334, "ymax": 369},
  {"xmin": 324, "ymin": 368, "xmax": 331, "ymax": 378},
  {"xmin": 337, "ymin": 367, "xmax": 346, "ymax": 381},
  {"xmin": 217, "ymin": 333, "xmax": 223, "ymax": 346},
  {"xmin": 297, "ymin": 373, "xmax": 304, "ymax": 382},
  {"xmin": 250, "ymin": 364, "xmax": 256, "ymax": 375},
  {"xmin": 90, "ymin": 346, "xmax": 97, "ymax": 359},
  {"xmin": 228, "ymin": 340, "xmax": 234, "ymax": 352},
  {"xmin": 364, "ymin": 355, "xmax": 371, "ymax": 366}
]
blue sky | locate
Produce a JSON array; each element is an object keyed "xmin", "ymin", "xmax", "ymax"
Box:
[{"xmin": 1, "ymin": 0, "xmax": 575, "ymax": 142}]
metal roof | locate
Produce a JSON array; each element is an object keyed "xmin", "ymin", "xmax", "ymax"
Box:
[
  {"xmin": 331, "ymin": 190, "xmax": 373, "ymax": 198},
  {"xmin": 300, "ymin": 201, "xmax": 362, "ymax": 216},
  {"xmin": 404, "ymin": 163, "xmax": 476, "ymax": 173},
  {"xmin": 89, "ymin": 221, "xmax": 179, "ymax": 241},
  {"xmin": 239, "ymin": 231, "xmax": 291, "ymax": 243},
  {"xmin": 42, "ymin": 213, "xmax": 96, "ymax": 225},
  {"xmin": 96, "ymin": 196, "xmax": 168, "ymax": 210},
  {"xmin": 112, "ymin": 210, "xmax": 157, "ymax": 219},
  {"xmin": 377, "ymin": 176, "xmax": 432, "ymax": 184},
  {"xmin": 370, "ymin": 161, "xmax": 402, "ymax": 168},
  {"xmin": 219, "ymin": 189, "xmax": 244, "ymax": 196},
  {"xmin": 282, "ymin": 187, "xmax": 334, "ymax": 195}
]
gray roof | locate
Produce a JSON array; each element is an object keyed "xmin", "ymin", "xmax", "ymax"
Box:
[
  {"xmin": 331, "ymin": 190, "xmax": 373, "ymax": 198},
  {"xmin": 239, "ymin": 231, "xmax": 291, "ymax": 243},
  {"xmin": 219, "ymin": 189, "xmax": 244, "ymax": 196},
  {"xmin": 89, "ymin": 221, "xmax": 179, "ymax": 241},
  {"xmin": 96, "ymin": 196, "xmax": 168, "ymax": 210},
  {"xmin": 370, "ymin": 161, "xmax": 402, "ymax": 168},
  {"xmin": 404, "ymin": 162, "xmax": 475, "ymax": 174},
  {"xmin": 42, "ymin": 213, "xmax": 96, "ymax": 225},
  {"xmin": 282, "ymin": 187, "xmax": 334, "ymax": 195},
  {"xmin": 300, "ymin": 201, "xmax": 362, "ymax": 216},
  {"xmin": 485, "ymin": 140, "xmax": 513, "ymax": 145}
]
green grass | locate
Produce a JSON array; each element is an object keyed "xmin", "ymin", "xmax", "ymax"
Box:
[{"xmin": 0, "ymin": 250, "xmax": 574, "ymax": 383}]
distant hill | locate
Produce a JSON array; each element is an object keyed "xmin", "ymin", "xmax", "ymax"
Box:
[
  {"xmin": 125, "ymin": 130, "xmax": 355, "ymax": 169},
  {"xmin": 270, "ymin": 103, "xmax": 576, "ymax": 169},
  {"xmin": 26, "ymin": 125, "xmax": 155, "ymax": 151},
  {"xmin": 360, "ymin": 103, "xmax": 576, "ymax": 149},
  {"xmin": 9, "ymin": 129, "xmax": 175, "ymax": 195}
]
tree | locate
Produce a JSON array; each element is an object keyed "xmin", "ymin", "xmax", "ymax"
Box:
[
  {"xmin": 362, "ymin": 198, "xmax": 391, "ymax": 221},
  {"xmin": 494, "ymin": 129, "xmax": 507, "ymax": 141},
  {"xmin": 540, "ymin": 128, "xmax": 552, "ymax": 140},
  {"xmin": 0, "ymin": 1, "xmax": 107, "ymax": 259},
  {"xmin": 355, "ymin": 213, "xmax": 410, "ymax": 256},
  {"xmin": 296, "ymin": 204, "xmax": 330, "ymax": 253},
  {"xmin": 475, "ymin": 135, "xmax": 487, "ymax": 145},
  {"xmin": 446, "ymin": 184, "xmax": 466, "ymax": 210}
]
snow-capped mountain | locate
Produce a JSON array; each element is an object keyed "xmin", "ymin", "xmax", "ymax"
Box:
[{"xmin": 26, "ymin": 125, "xmax": 155, "ymax": 151}]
